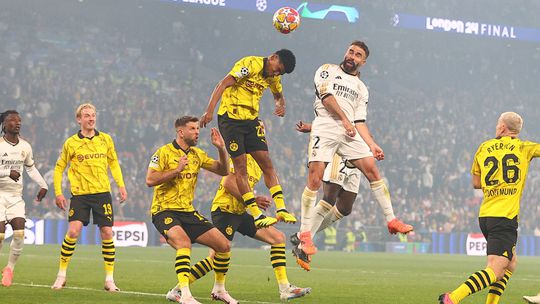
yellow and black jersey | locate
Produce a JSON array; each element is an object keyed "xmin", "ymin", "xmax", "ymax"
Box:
[
  {"xmin": 471, "ymin": 136, "xmax": 540, "ymax": 219},
  {"xmin": 149, "ymin": 140, "xmax": 215, "ymax": 215},
  {"xmin": 217, "ymin": 56, "xmax": 282, "ymax": 121},
  {"xmin": 211, "ymin": 154, "xmax": 262, "ymax": 215},
  {"xmin": 54, "ymin": 130, "xmax": 125, "ymax": 196}
]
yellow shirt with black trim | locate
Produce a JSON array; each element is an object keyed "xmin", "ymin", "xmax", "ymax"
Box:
[
  {"xmin": 211, "ymin": 154, "xmax": 262, "ymax": 215},
  {"xmin": 54, "ymin": 130, "xmax": 125, "ymax": 196},
  {"xmin": 217, "ymin": 56, "xmax": 283, "ymax": 120},
  {"xmin": 471, "ymin": 136, "xmax": 540, "ymax": 219},
  {"xmin": 149, "ymin": 140, "xmax": 215, "ymax": 215}
]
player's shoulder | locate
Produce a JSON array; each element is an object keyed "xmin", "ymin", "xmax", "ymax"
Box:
[
  {"xmin": 190, "ymin": 147, "xmax": 209, "ymax": 158},
  {"xmin": 317, "ymin": 63, "xmax": 339, "ymax": 72},
  {"xmin": 16, "ymin": 137, "xmax": 32, "ymax": 149}
]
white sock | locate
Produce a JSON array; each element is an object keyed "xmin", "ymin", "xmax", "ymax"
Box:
[
  {"xmin": 370, "ymin": 180, "xmax": 395, "ymax": 222},
  {"xmin": 309, "ymin": 200, "xmax": 333, "ymax": 237},
  {"xmin": 7, "ymin": 230, "xmax": 24, "ymax": 270},
  {"xmin": 180, "ymin": 285, "xmax": 192, "ymax": 298},
  {"xmin": 279, "ymin": 283, "xmax": 290, "ymax": 292},
  {"xmin": 212, "ymin": 282, "xmax": 225, "ymax": 292},
  {"xmin": 300, "ymin": 187, "xmax": 318, "ymax": 232},
  {"xmin": 317, "ymin": 206, "xmax": 344, "ymax": 233}
]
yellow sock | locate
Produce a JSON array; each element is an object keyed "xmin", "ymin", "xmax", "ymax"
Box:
[
  {"xmin": 58, "ymin": 235, "xmax": 77, "ymax": 277},
  {"xmin": 270, "ymin": 185, "xmax": 286, "ymax": 210},
  {"xmin": 271, "ymin": 244, "xmax": 289, "ymax": 290},
  {"xmin": 175, "ymin": 248, "xmax": 191, "ymax": 288},
  {"xmin": 243, "ymin": 192, "xmax": 261, "ymax": 218},
  {"xmin": 213, "ymin": 252, "xmax": 231, "ymax": 284},
  {"xmin": 102, "ymin": 239, "xmax": 115, "ymax": 281},
  {"xmin": 450, "ymin": 267, "xmax": 496, "ymax": 303},
  {"xmin": 486, "ymin": 270, "xmax": 512, "ymax": 304},
  {"xmin": 188, "ymin": 256, "xmax": 213, "ymax": 283}
]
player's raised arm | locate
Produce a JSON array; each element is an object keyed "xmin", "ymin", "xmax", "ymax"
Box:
[
  {"xmin": 200, "ymin": 75, "xmax": 237, "ymax": 128},
  {"xmin": 204, "ymin": 128, "xmax": 229, "ymax": 176},
  {"xmin": 273, "ymin": 91, "xmax": 286, "ymax": 117}
]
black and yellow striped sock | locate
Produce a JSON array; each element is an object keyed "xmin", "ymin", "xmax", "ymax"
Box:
[
  {"xmin": 243, "ymin": 192, "xmax": 261, "ymax": 218},
  {"xmin": 102, "ymin": 239, "xmax": 115, "ymax": 281},
  {"xmin": 175, "ymin": 248, "xmax": 191, "ymax": 289},
  {"xmin": 271, "ymin": 244, "xmax": 289, "ymax": 290},
  {"xmin": 213, "ymin": 252, "xmax": 231, "ymax": 285},
  {"xmin": 486, "ymin": 270, "xmax": 512, "ymax": 304},
  {"xmin": 270, "ymin": 185, "xmax": 285, "ymax": 210},
  {"xmin": 450, "ymin": 267, "xmax": 496, "ymax": 303},
  {"xmin": 188, "ymin": 257, "xmax": 213, "ymax": 283},
  {"xmin": 58, "ymin": 235, "xmax": 77, "ymax": 276}
]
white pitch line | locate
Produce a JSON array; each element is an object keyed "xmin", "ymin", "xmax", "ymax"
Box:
[{"xmin": 13, "ymin": 282, "xmax": 281, "ymax": 304}]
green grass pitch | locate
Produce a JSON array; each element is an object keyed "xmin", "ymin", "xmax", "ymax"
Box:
[{"xmin": 1, "ymin": 244, "xmax": 539, "ymax": 303}]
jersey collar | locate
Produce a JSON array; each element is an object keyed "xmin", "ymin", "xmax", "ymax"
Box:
[
  {"xmin": 77, "ymin": 130, "xmax": 100, "ymax": 139},
  {"xmin": 172, "ymin": 139, "xmax": 191, "ymax": 154}
]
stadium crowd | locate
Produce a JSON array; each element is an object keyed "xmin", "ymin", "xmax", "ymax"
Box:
[{"xmin": 2, "ymin": 1, "xmax": 540, "ymax": 245}]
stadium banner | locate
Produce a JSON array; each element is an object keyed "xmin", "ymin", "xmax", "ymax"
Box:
[
  {"xmin": 466, "ymin": 233, "xmax": 487, "ymax": 256},
  {"xmin": 392, "ymin": 13, "xmax": 540, "ymax": 43},
  {"xmin": 161, "ymin": 0, "xmax": 360, "ymax": 23},
  {"xmin": 112, "ymin": 221, "xmax": 149, "ymax": 247}
]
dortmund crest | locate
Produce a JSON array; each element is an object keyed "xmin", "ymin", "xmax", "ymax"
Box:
[
  {"xmin": 225, "ymin": 225, "xmax": 233, "ymax": 236},
  {"xmin": 164, "ymin": 217, "xmax": 173, "ymax": 225}
]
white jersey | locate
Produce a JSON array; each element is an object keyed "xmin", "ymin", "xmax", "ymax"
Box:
[
  {"xmin": 0, "ymin": 137, "xmax": 35, "ymax": 197},
  {"xmin": 312, "ymin": 63, "xmax": 369, "ymax": 137}
]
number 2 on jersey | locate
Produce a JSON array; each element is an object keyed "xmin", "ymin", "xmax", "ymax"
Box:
[{"xmin": 484, "ymin": 154, "xmax": 520, "ymax": 186}]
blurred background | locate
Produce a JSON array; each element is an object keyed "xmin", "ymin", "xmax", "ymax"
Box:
[{"xmin": 2, "ymin": 0, "xmax": 540, "ymax": 251}]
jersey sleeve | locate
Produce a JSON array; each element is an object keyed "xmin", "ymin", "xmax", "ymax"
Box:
[
  {"xmin": 268, "ymin": 76, "xmax": 283, "ymax": 94},
  {"xmin": 354, "ymin": 84, "xmax": 369, "ymax": 122},
  {"xmin": 314, "ymin": 64, "xmax": 336, "ymax": 101},
  {"xmin": 148, "ymin": 148, "xmax": 164, "ymax": 172},
  {"xmin": 24, "ymin": 143, "xmax": 35, "ymax": 167},
  {"xmin": 106, "ymin": 134, "xmax": 125, "ymax": 188},
  {"xmin": 523, "ymin": 141, "xmax": 540, "ymax": 160},
  {"xmin": 471, "ymin": 145, "xmax": 482, "ymax": 176},
  {"xmin": 199, "ymin": 150, "xmax": 217, "ymax": 171},
  {"xmin": 53, "ymin": 139, "xmax": 70, "ymax": 196},
  {"xmin": 228, "ymin": 56, "xmax": 261, "ymax": 81}
]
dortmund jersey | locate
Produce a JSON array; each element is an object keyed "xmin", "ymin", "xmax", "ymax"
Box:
[
  {"xmin": 54, "ymin": 131, "xmax": 125, "ymax": 196},
  {"xmin": 217, "ymin": 56, "xmax": 282, "ymax": 121},
  {"xmin": 471, "ymin": 136, "xmax": 540, "ymax": 219},
  {"xmin": 149, "ymin": 140, "xmax": 215, "ymax": 215},
  {"xmin": 211, "ymin": 154, "xmax": 262, "ymax": 215}
]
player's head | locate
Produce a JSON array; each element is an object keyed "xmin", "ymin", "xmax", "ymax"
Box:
[
  {"xmin": 76, "ymin": 103, "xmax": 97, "ymax": 131},
  {"xmin": 496, "ymin": 112, "xmax": 523, "ymax": 137},
  {"xmin": 175, "ymin": 116, "xmax": 200, "ymax": 147},
  {"xmin": 341, "ymin": 40, "xmax": 369, "ymax": 75},
  {"xmin": 266, "ymin": 49, "xmax": 296, "ymax": 76},
  {"xmin": 0, "ymin": 110, "xmax": 21, "ymax": 135}
]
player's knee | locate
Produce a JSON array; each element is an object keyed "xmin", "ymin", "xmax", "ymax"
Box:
[
  {"xmin": 336, "ymin": 205, "xmax": 352, "ymax": 216},
  {"xmin": 215, "ymin": 239, "xmax": 231, "ymax": 253},
  {"xmin": 272, "ymin": 230, "xmax": 286, "ymax": 244},
  {"xmin": 67, "ymin": 229, "xmax": 80, "ymax": 239}
]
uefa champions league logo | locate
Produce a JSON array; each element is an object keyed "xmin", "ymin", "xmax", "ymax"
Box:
[{"xmin": 256, "ymin": 0, "xmax": 267, "ymax": 12}]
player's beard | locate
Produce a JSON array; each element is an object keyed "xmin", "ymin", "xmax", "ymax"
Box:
[
  {"xmin": 185, "ymin": 137, "xmax": 198, "ymax": 147},
  {"xmin": 341, "ymin": 59, "xmax": 358, "ymax": 74}
]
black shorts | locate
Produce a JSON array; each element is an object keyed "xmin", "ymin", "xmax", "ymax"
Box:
[
  {"xmin": 479, "ymin": 216, "xmax": 518, "ymax": 260},
  {"xmin": 211, "ymin": 208, "xmax": 257, "ymax": 241},
  {"xmin": 152, "ymin": 210, "xmax": 214, "ymax": 243},
  {"xmin": 218, "ymin": 114, "xmax": 268, "ymax": 157},
  {"xmin": 69, "ymin": 192, "xmax": 113, "ymax": 227}
]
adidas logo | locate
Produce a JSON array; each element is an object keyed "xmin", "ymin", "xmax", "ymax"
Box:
[
  {"xmin": 335, "ymin": 76, "xmax": 342, "ymax": 79},
  {"xmin": 2, "ymin": 153, "xmax": 7, "ymax": 157}
]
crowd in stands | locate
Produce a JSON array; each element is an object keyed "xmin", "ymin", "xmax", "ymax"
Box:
[{"xmin": 2, "ymin": 1, "xmax": 540, "ymax": 244}]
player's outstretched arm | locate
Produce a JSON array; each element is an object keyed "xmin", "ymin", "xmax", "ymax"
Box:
[
  {"xmin": 206, "ymin": 128, "xmax": 229, "ymax": 176},
  {"xmin": 200, "ymin": 75, "xmax": 237, "ymax": 128},
  {"xmin": 273, "ymin": 92, "xmax": 286, "ymax": 117},
  {"xmin": 295, "ymin": 121, "xmax": 312, "ymax": 133}
]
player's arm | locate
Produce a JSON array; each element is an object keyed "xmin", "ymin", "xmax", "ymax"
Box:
[
  {"xmin": 106, "ymin": 136, "xmax": 127, "ymax": 202},
  {"xmin": 53, "ymin": 141, "xmax": 70, "ymax": 210},
  {"xmin": 146, "ymin": 155, "xmax": 188, "ymax": 187},
  {"xmin": 321, "ymin": 95, "xmax": 356, "ymax": 137},
  {"xmin": 200, "ymin": 75, "xmax": 237, "ymax": 128},
  {"xmin": 273, "ymin": 91, "xmax": 286, "ymax": 117},
  {"xmin": 295, "ymin": 121, "xmax": 312, "ymax": 133},
  {"xmin": 472, "ymin": 174, "xmax": 481, "ymax": 189},
  {"xmin": 355, "ymin": 122, "xmax": 384, "ymax": 160},
  {"xmin": 25, "ymin": 164, "xmax": 48, "ymax": 201},
  {"xmin": 204, "ymin": 128, "xmax": 229, "ymax": 176}
]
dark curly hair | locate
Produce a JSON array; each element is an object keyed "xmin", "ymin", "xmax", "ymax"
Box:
[{"xmin": 0, "ymin": 110, "xmax": 19, "ymax": 134}]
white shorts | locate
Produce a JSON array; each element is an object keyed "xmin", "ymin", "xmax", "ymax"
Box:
[
  {"xmin": 0, "ymin": 196, "xmax": 26, "ymax": 222},
  {"xmin": 322, "ymin": 155, "xmax": 361, "ymax": 193},
  {"xmin": 308, "ymin": 131, "xmax": 373, "ymax": 164}
]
